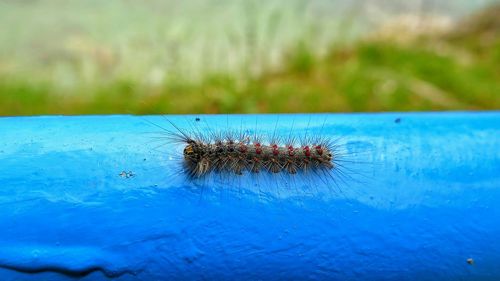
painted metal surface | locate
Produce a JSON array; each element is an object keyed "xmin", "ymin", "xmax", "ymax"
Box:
[{"xmin": 0, "ymin": 113, "xmax": 499, "ymax": 280}]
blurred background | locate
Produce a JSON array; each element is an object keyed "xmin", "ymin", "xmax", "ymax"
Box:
[{"xmin": 0, "ymin": 0, "xmax": 498, "ymax": 115}]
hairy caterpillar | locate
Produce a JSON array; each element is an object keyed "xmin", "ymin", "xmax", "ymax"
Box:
[
  {"xmin": 171, "ymin": 123, "xmax": 335, "ymax": 178},
  {"xmin": 145, "ymin": 115, "xmax": 370, "ymax": 197}
]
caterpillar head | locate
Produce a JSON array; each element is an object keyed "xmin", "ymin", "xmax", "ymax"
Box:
[
  {"xmin": 183, "ymin": 140, "xmax": 201, "ymax": 162},
  {"xmin": 183, "ymin": 140, "xmax": 211, "ymax": 177}
]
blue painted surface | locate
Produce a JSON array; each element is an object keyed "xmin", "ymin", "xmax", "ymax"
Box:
[{"xmin": 0, "ymin": 113, "xmax": 499, "ymax": 280}]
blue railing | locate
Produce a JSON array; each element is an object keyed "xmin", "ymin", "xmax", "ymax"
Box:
[{"xmin": 0, "ymin": 112, "xmax": 499, "ymax": 280}]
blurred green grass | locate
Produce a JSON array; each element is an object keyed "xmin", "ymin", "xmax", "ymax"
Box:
[{"xmin": 0, "ymin": 1, "xmax": 499, "ymax": 115}]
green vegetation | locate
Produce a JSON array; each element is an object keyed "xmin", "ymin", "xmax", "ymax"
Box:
[{"xmin": 0, "ymin": 2, "xmax": 499, "ymax": 115}]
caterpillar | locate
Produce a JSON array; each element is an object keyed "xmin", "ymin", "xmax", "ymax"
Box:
[
  {"xmin": 179, "ymin": 128, "xmax": 334, "ymax": 179},
  {"xmin": 145, "ymin": 115, "xmax": 370, "ymax": 196}
]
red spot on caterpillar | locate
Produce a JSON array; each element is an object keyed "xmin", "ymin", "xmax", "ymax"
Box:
[
  {"xmin": 254, "ymin": 143, "xmax": 262, "ymax": 154},
  {"xmin": 315, "ymin": 145, "xmax": 323, "ymax": 155},
  {"xmin": 303, "ymin": 146, "xmax": 311, "ymax": 157},
  {"xmin": 272, "ymin": 144, "xmax": 279, "ymax": 156}
]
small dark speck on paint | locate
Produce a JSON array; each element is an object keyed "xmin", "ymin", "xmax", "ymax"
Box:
[
  {"xmin": 467, "ymin": 258, "xmax": 474, "ymax": 265},
  {"xmin": 195, "ymin": 117, "xmax": 201, "ymax": 122},
  {"xmin": 394, "ymin": 118, "xmax": 401, "ymax": 124},
  {"xmin": 119, "ymin": 171, "xmax": 135, "ymax": 178}
]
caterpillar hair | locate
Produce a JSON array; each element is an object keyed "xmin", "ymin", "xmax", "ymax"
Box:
[{"xmin": 145, "ymin": 115, "xmax": 372, "ymax": 197}]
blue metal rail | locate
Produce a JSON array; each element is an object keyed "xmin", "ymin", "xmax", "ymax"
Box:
[{"xmin": 0, "ymin": 112, "xmax": 499, "ymax": 280}]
